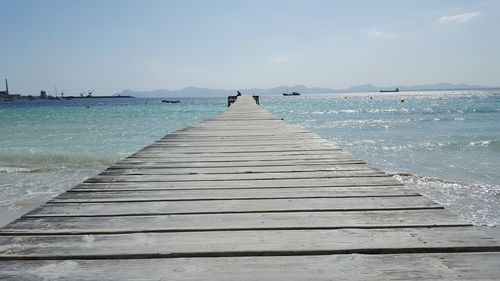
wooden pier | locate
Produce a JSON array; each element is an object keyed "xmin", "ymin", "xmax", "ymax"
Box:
[{"xmin": 1, "ymin": 96, "xmax": 499, "ymax": 280}]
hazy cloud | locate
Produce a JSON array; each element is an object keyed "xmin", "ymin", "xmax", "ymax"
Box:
[
  {"xmin": 269, "ymin": 54, "xmax": 291, "ymax": 64},
  {"xmin": 368, "ymin": 29, "xmax": 398, "ymax": 37},
  {"xmin": 365, "ymin": 25, "xmax": 398, "ymax": 38},
  {"xmin": 438, "ymin": 12, "xmax": 481, "ymax": 24}
]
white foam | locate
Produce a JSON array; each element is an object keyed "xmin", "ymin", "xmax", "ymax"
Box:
[
  {"xmin": 394, "ymin": 173, "xmax": 500, "ymax": 226},
  {"xmin": 469, "ymin": 140, "xmax": 492, "ymax": 147},
  {"xmin": 0, "ymin": 166, "xmax": 33, "ymax": 173}
]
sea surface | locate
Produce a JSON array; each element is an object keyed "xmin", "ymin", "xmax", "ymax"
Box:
[{"xmin": 1, "ymin": 90, "xmax": 499, "ymax": 227}]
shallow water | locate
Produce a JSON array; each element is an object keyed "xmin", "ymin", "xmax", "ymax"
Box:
[{"xmin": 0, "ymin": 91, "xmax": 499, "ymax": 226}]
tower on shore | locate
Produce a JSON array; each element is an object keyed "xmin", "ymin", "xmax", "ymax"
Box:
[{"xmin": 5, "ymin": 79, "xmax": 8, "ymax": 94}]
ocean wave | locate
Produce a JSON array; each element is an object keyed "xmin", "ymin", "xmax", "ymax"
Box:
[
  {"xmin": 375, "ymin": 139, "xmax": 500, "ymax": 152},
  {"xmin": 392, "ymin": 173, "xmax": 500, "ymax": 226},
  {"xmin": 0, "ymin": 151, "xmax": 120, "ymax": 170},
  {"xmin": 318, "ymin": 115, "xmax": 482, "ymax": 129},
  {"xmin": 466, "ymin": 140, "xmax": 500, "ymax": 149},
  {"xmin": 0, "ymin": 166, "xmax": 38, "ymax": 173},
  {"xmin": 393, "ymin": 172, "xmax": 498, "ymax": 191},
  {"xmin": 469, "ymin": 140, "xmax": 492, "ymax": 147},
  {"xmin": 0, "ymin": 165, "xmax": 99, "ymax": 226},
  {"xmin": 320, "ymin": 118, "xmax": 420, "ymax": 129},
  {"xmin": 366, "ymin": 108, "xmax": 403, "ymax": 113}
]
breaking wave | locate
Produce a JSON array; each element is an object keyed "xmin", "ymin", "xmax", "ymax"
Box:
[
  {"xmin": 393, "ymin": 173, "xmax": 500, "ymax": 226},
  {"xmin": 0, "ymin": 151, "xmax": 121, "ymax": 171}
]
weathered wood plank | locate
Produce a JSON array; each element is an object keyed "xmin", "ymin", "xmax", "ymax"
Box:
[
  {"xmin": 128, "ymin": 152, "xmax": 356, "ymax": 160},
  {"xmin": 101, "ymin": 164, "xmax": 375, "ymax": 175},
  {"xmin": 0, "ymin": 210, "xmax": 468, "ymax": 235},
  {"xmin": 72, "ymin": 177, "xmax": 405, "ymax": 191},
  {"xmin": 27, "ymin": 196, "xmax": 440, "ymax": 217},
  {"xmin": 125, "ymin": 155, "xmax": 360, "ymax": 163},
  {"xmin": 115, "ymin": 159, "xmax": 366, "ymax": 166},
  {"xmin": 0, "ymin": 227, "xmax": 498, "ymax": 260},
  {"xmin": 136, "ymin": 146, "xmax": 342, "ymax": 153},
  {"xmin": 55, "ymin": 186, "xmax": 419, "ymax": 201},
  {"xmin": 86, "ymin": 170, "xmax": 387, "ymax": 183},
  {"xmin": 49, "ymin": 193, "xmax": 421, "ymax": 203},
  {"xmin": 150, "ymin": 140, "xmax": 333, "ymax": 146},
  {"xmin": 2, "ymin": 253, "xmax": 499, "ymax": 280},
  {"xmin": 164, "ymin": 132, "xmax": 315, "ymax": 137}
]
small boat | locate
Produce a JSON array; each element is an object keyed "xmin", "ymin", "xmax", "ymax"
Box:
[
  {"xmin": 380, "ymin": 88, "xmax": 399, "ymax": 93},
  {"xmin": 283, "ymin": 92, "xmax": 300, "ymax": 96},
  {"xmin": 162, "ymin": 100, "xmax": 180, "ymax": 104}
]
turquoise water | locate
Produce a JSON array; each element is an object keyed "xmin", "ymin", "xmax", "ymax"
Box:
[{"xmin": 1, "ymin": 91, "xmax": 499, "ymax": 226}]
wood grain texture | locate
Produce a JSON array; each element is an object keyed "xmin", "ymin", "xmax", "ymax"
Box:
[
  {"xmin": 75, "ymin": 177, "xmax": 405, "ymax": 190},
  {"xmin": 1, "ymin": 227, "xmax": 499, "ymax": 260},
  {"xmin": 2, "ymin": 253, "xmax": 500, "ymax": 280},
  {"xmin": 53, "ymin": 186, "xmax": 420, "ymax": 201},
  {"xmin": 1, "ymin": 209, "xmax": 468, "ymax": 235}
]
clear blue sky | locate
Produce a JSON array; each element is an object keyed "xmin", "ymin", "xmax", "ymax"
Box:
[{"xmin": 1, "ymin": 0, "xmax": 499, "ymax": 95}]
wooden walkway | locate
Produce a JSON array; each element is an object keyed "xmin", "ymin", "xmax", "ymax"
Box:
[{"xmin": 1, "ymin": 96, "xmax": 499, "ymax": 280}]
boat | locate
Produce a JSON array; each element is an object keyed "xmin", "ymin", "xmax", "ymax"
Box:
[
  {"xmin": 283, "ymin": 91, "xmax": 300, "ymax": 96},
  {"xmin": 162, "ymin": 100, "xmax": 180, "ymax": 104},
  {"xmin": 380, "ymin": 88, "xmax": 399, "ymax": 93}
]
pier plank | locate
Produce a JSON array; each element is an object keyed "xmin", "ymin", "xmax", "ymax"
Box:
[
  {"xmin": 113, "ymin": 159, "xmax": 368, "ymax": 168},
  {"xmin": 0, "ymin": 227, "xmax": 498, "ymax": 260},
  {"xmin": 55, "ymin": 186, "xmax": 420, "ymax": 201},
  {"xmin": 1, "ymin": 210, "xmax": 467, "ymax": 235},
  {"xmin": 150, "ymin": 140, "xmax": 333, "ymax": 146},
  {"xmin": 73, "ymin": 177, "xmax": 405, "ymax": 191},
  {"xmin": 127, "ymin": 152, "xmax": 357, "ymax": 160},
  {"xmin": 86, "ymin": 170, "xmax": 388, "ymax": 183},
  {"xmin": 27, "ymin": 196, "xmax": 440, "ymax": 217},
  {"xmin": 100, "ymin": 164, "xmax": 376, "ymax": 175},
  {"xmin": 2, "ymin": 253, "xmax": 500, "ymax": 280}
]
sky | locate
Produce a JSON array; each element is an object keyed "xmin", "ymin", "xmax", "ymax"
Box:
[{"xmin": 1, "ymin": 0, "xmax": 499, "ymax": 95}]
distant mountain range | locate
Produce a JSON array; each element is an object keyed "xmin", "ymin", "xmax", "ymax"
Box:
[{"xmin": 115, "ymin": 83, "xmax": 492, "ymax": 97}]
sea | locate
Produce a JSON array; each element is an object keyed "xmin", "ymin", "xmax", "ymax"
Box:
[{"xmin": 1, "ymin": 90, "xmax": 499, "ymax": 227}]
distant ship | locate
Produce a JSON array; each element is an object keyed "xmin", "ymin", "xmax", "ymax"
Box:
[
  {"xmin": 162, "ymin": 100, "xmax": 180, "ymax": 104},
  {"xmin": 61, "ymin": 91, "xmax": 134, "ymax": 99},
  {"xmin": 61, "ymin": 95, "xmax": 134, "ymax": 99},
  {"xmin": 380, "ymin": 88, "xmax": 399, "ymax": 93},
  {"xmin": 283, "ymin": 92, "xmax": 300, "ymax": 96}
]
